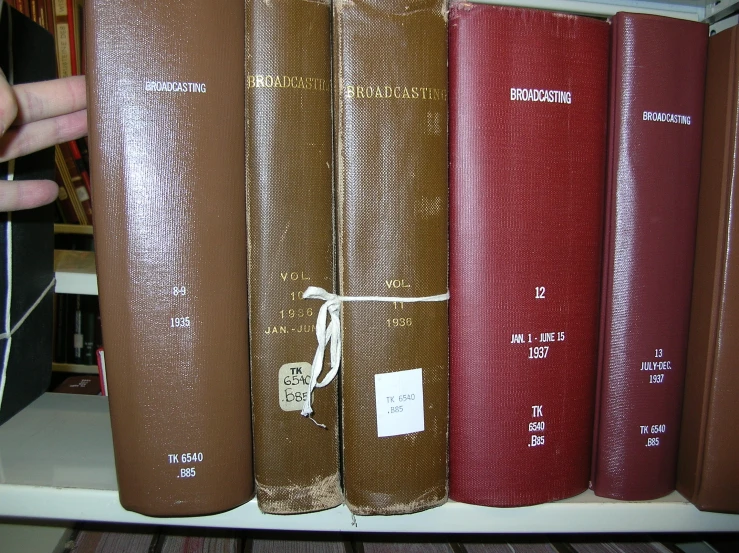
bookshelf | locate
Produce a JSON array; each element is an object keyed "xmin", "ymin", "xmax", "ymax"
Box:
[
  {"xmin": 53, "ymin": 228, "xmax": 98, "ymax": 376},
  {"xmin": 53, "ymin": 249, "xmax": 97, "ymax": 295},
  {"xmin": 0, "ymin": 393, "xmax": 738, "ymax": 533},
  {"xmin": 2, "ymin": 0, "xmax": 738, "ymax": 541}
]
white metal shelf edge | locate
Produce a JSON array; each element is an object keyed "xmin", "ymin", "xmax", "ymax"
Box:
[
  {"xmin": 54, "ymin": 271, "xmax": 98, "ymax": 296},
  {"xmin": 1, "ymin": 487, "xmax": 738, "ymax": 533},
  {"xmin": 473, "ymin": 0, "xmax": 706, "ymax": 20},
  {"xmin": 53, "ymin": 250, "xmax": 98, "ymax": 296}
]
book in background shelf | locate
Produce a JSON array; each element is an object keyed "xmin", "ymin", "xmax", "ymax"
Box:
[
  {"xmin": 331, "ymin": 0, "xmax": 449, "ymax": 515},
  {"xmin": 85, "ymin": 0, "xmax": 253, "ymax": 516},
  {"xmin": 50, "ymin": 0, "xmax": 91, "ymax": 227},
  {"xmin": 53, "ymin": 374, "xmax": 101, "ymax": 395},
  {"xmin": 52, "ymin": 231, "xmax": 99, "ymax": 372},
  {"xmin": 591, "ymin": 12, "xmax": 707, "ymax": 501},
  {"xmin": 246, "ymin": 0, "xmax": 341, "ymax": 514},
  {"xmin": 448, "ymin": 3, "xmax": 610, "ymax": 507},
  {"xmin": 57, "ymin": 137, "xmax": 92, "ymax": 225},
  {"xmin": 677, "ymin": 23, "xmax": 739, "ymax": 515}
]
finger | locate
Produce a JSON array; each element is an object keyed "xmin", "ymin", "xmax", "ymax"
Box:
[
  {"xmin": 12, "ymin": 76, "xmax": 86, "ymax": 126},
  {"xmin": 0, "ymin": 69, "xmax": 18, "ymax": 136},
  {"xmin": 0, "ymin": 179, "xmax": 58, "ymax": 211},
  {"xmin": 0, "ymin": 109, "xmax": 87, "ymax": 162}
]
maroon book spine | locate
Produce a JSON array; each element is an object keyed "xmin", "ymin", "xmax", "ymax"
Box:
[
  {"xmin": 591, "ymin": 13, "xmax": 707, "ymax": 501},
  {"xmin": 448, "ymin": 3, "xmax": 609, "ymax": 507}
]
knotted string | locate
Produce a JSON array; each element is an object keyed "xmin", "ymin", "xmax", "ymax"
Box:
[{"xmin": 300, "ymin": 285, "xmax": 450, "ymax": 427}]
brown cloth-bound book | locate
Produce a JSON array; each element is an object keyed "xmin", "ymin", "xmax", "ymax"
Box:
[
  {"xmin": 331, "ymin": 0, "xmax": 449, "ymax": 515},
  {"xmin": 85, "ymin": 0, "xmax": 253, "ymax": 516},
  {"xmin": 448, "ymin": 3, "xmax": 609, "ymax": 507},
  {"xmin": 677, "ymin": 25, "xmax": 739, "ymax": 515},
  {"xmin": 246, "ymin": 0, "xmax": 341, "ymax": 514},
  {"xmin": 591, "ymin": 13, "xmax": 707, "ymax": 501}
]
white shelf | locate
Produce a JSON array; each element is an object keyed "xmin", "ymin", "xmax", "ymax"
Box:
[
  {"xmin": 54, "ymin": 250, "xmax": 98, "ymax": 296},
  {"xmin": 54, "ymin": 224, "xmax": 94, "ymax": 236},
  {"xmin": 0, "ymin": 394, "xmax": 737, "ymax": 533},
  {"xmin": 480, "ymin": 0, "xmax": 739, "ymax": 22},
  {"xmin": 481, "ymin": 0, "xmax": 699, "ymax": 20},
  {"xmin": 51, "ymin": 363, "xmax": 99, "ymax": 375}
]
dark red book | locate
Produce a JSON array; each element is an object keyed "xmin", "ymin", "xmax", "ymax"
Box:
[
  {"xmin": 448, "ymin": 3, "xmax": 609, "ymax": 507},
  {"xmin": 68, "ymin": 138, "xmax": 92, "ymax": 199},
  {"xmin": 54, "ymin": 375, "xmax": 102, "ymax": 395},
  {"xmin": 591, "ymin": 13, "xmax": 707, "ymax": 501},
  {"xmin": 66, "ymin": 0, "xmax": 77, "ymax": 75}
]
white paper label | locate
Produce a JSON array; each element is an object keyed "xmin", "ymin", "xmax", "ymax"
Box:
[
  {"xmin": 374, "ymin": 368, "xmax": 425, "ymax": 438},
  {"xmin": 278, "ymin": 362, "xmax": 312, "ymax": 412}
]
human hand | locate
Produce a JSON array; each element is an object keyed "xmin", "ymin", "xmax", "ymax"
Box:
[{"xmin": 0, "ymin": 71, "xmax": 87, "ymax": 211}]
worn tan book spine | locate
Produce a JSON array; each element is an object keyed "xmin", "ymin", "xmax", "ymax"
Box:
[
  {"xmin": 332, "ymin": 0, "xmax": 449, "ymax": 515},
  {"xmin": 85, "ymin": 0, "xmax": 253, "ymax": 516},
  {"xmin": 246, "ymin": 0, "xmax": 341, "ymax": 514}
]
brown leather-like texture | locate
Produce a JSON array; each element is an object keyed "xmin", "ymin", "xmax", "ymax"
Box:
[
  {"xmin": 85, "ymin": 0, "xmax": 253, "ymax": 516},
  {"xmin": 333, "ymin": 0, "xmax": 449, "ymax": 515},
  {"xmin": 592, "ymin": 13, "xmax": 707, "ymax": 501},
  {"xmin": 246, "ymin": 0, "xmax": 342, "ymax": 514},
  {"xmin": 448, "ymin": 4, "xmax": 609, "ymax": 507},
  {"xmin": 676, "ymin": 26, "xmax": 739, "ymax": 514}
]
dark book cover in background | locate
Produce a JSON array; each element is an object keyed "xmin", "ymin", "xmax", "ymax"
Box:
[
  {"xmin": 677, "ymin": 25, "xmax": 739, "ymax": 514},
  {"xmin": 0, "ymin": 2, "xmax": 55, "ymax": 426},
  {"xmin": 448, "ymin": 3, "xmax": 609, "ymax": 507},
  {"xmin": 591, "ymin": 12, "xmax": 707, "ymax": 501}
]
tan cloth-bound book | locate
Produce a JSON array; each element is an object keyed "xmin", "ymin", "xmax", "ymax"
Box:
[
  {"xmin": 246, "ymin": 0, "xmax": 342, "ymax": 514},
  {"xmin": 85, "ymin": 0, "xmax": 253, "ymax": 516},
  {"xmin": 332, "ymin": 0, "xmax": 450, "ymax": 515}
]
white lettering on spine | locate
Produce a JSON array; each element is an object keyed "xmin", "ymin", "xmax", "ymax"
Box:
[
  {"xmin": 510, "ymin": 88, "xmax": 572, "ymax": 104},
  {"xmin": 642, "ymin": 111, "xmax": 691, "ymax": 125},
  {"xmin": 145, "ymin": 81, "xmax": 207, "ymax": 93}
]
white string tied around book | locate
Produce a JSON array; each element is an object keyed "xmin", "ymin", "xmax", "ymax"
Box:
[{"xmin": 300, "ymin": 285, "xmax": 450, "ymax": 428}]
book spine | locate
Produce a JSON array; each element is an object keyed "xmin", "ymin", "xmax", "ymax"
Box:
[
  {"xmin": 85, "ymin": 0, "xmax": 253, "ymax": 516},
  {"xmin": 96, "ymin": 347, "xmax": 107, "ymax": 396},
  {"xmin": 75, "ymin": 0, "xmax": 85, "ymax": 75},
  {"xmin": 65, "ymin": 0, "xmax": 77, "ymax": 75},
  {"xmin": 81, "ymin": 295, "xmax": 97, "ymax": 365},
  {"xmin": 591, "ymin": 13, "xmax": 708, "ymax": 501},
  {"xmin": 677, "ymin": 26, "xmax": 739, "ymax": 514},
  {"xmin": 333, "ymin": 0, "xmax": 449, "ymax": 515},
  {"xmin": 43, "ymin": 0, "xmax": 56, "ymax": 37},
  {"xmin": 53, "ymin": 0, "xmax": 71, "ymax": 78},
  {"xmin": 55, "ymin": 144, "xmax": 87, "ymax": 225},
  {"xmin": 54, "ymin": 293, "xmax": 69, "ymax": 363},
  {"xmin": 448, "ymin": 3, "xmax": 609, "ymax": 507},
  {"xmin": 246, "ymin": 0, "xmax": 341, "ymax": 514},
  {"xmin": 54, "ymin": 180, "xmax": 80, "ymax": 224},
  {"xmin": 68, "ymin": 139, "xmax": 92, "ymax": 199},
  {"xmin": 72, "ymin": 293, "xmax": 82, "ymax": 362},
  {"xmin": 59, "ymin": 142, "xmax": 92, "ymax": 224}
]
